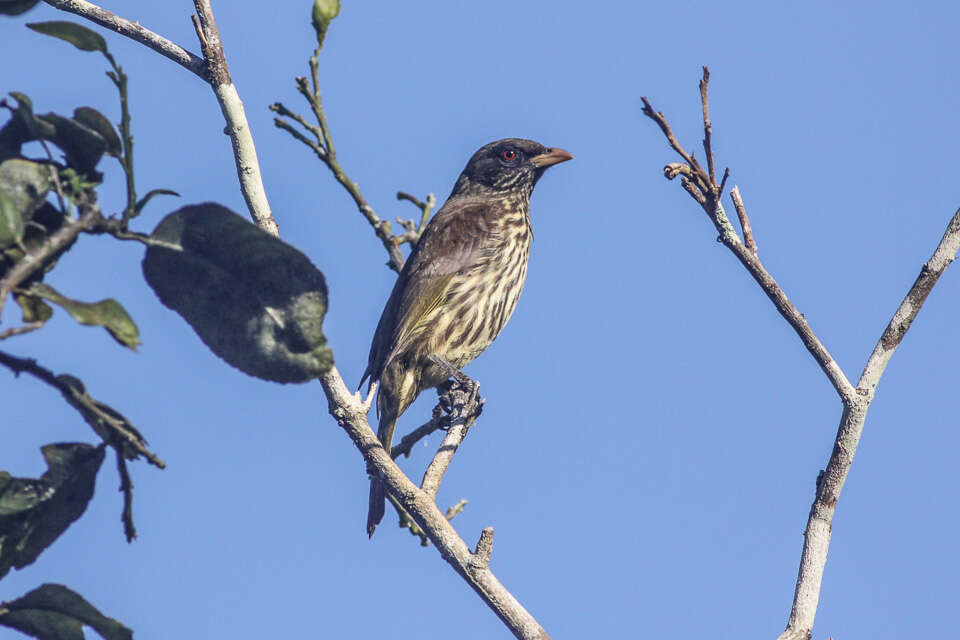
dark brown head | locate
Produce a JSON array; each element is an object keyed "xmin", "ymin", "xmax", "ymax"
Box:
[{"xmin": 450, "ymin": 138, "xmax": 573, "ymax": 199}]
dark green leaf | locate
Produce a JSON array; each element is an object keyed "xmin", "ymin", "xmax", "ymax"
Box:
[
  {"xmin": 26, "ymin": 21, "xmax": 108, "ymax": 54},
  {"xmin": 0, "ymin": 583, "xmax": 132, "ymax": 640},
  {"xmin": 72, "ymin": 107, "xmax": 121, "ymax": 157},
  {"xmin": 0, "ymin": 444, "xmax": 104, "ymax": 580},
  {"xmin": 134, "ymin": 188, "xmax": 179, "ymax": 214},
  {"xmin": 28, "ymin": 283, "xmax": 140, "ymax": 350},
  {"xmin": 0, "ymin": 188, "xmax": 24, "ymax": 249},
  {"xmin": 0, "ymin": 0, "xmax": 39, "ymax": 16},
  {"xmin": 0, "ymin": 92, "xmax": 55, "ymax": 158},
  {"xmin": 0, "ymin": 158, "xmax": 53, "ymax": 222},
  {"xmin": 142, "ymin": 203, "xmax": 332, "ymax": 383},
  {"xmin": 37, "ymin": 113, "xmax": 106, "ymax": 176}
]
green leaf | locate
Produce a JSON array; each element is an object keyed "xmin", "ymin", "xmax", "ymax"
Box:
[
  {"xmin": 0, "ymin": 583, "xmax": 132, "ymax": 640},
  {"xmin": 28, "ymin": 283, "xmax": 140, "ymax": 350},
  {"xmin": 0, "ymin": 158, "xmax": 53, "ymax": 222},
  {"xmin": 142, "ymin": 203, "xmax": 332, "ymax": 383},
  {"xmin": 0, "ymin": 0, "xmax": 39, "ymax": 17},
  {"xmin": 0, "ymin": 188, "xmax": 25, "ymax": 249},
  {"xmin": 0, "ymin": 444, "xmax": 105, "ymax": 580},
  {"xmin": 312, "ymin": 0, "xmax": 340, "ymax": 47},
  {"xmin": 26, "ymin": 21, "xmax": 108, "ymax": 54},
  {"xmin": 14, "ymin": 292, "xmax": 53, "ymax": 323},
  {"xmin": 37, "ymin": 113, "xmax": 107, "ymax": 176},
  {"xmin": 134, "ymin": 188, "xmax": 179, "ymax": 215},
  {"xmin": 0, "ymin": 92, "xmax": 55, "ymax": 158},
  {"xmin": 72, "ymin": 107, "xmax": 121, "ymax": 157}
]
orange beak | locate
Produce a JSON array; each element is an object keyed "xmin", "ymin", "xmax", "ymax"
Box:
[{"xmin": 530, "ymin": 147, "xmax": 574, "ymax": 168}]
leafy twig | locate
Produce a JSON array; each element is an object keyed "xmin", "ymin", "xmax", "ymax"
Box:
[
  {"xmin": 0, "ymin": 349, "xmax": 165, "ymax": 469},
  {"xmin": 0, "ymin": 201, "xmax": 99, "ymax": 318}
]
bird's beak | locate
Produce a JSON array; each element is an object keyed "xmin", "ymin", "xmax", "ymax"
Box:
[{"xmin": 530, "ymin": 147, "xmax": 574, "ymax": 168}]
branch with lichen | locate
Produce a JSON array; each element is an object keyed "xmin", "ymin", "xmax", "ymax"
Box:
[{"xmin": 642, "ymin": 66, "xmax": 960, "ymax": 640}]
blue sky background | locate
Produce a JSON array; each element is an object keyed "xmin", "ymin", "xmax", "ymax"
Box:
[{"xmin": 3, "ymin": 1, "xmax": 959, "ymax": 638}]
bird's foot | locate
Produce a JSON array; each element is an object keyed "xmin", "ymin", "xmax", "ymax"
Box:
[{"xmin": 431, "ymin": 357, "xmax": 484, "ymax": 430}]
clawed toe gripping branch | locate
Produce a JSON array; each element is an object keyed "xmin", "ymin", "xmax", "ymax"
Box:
[{"xmin": 643, "ymin": 66, "xmax": 960, "ymax": 640}]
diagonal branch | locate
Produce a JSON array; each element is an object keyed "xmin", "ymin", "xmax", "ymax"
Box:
[
  {"xmin": 779, "ymin": 206, "xmax": 960, "ymax": 640},
  {"xmin": 271, "ymin": 70, "xmax": 406, "ymax": 271},
  {"xmin": 41, "ymin": 0, "xmax": 279, "ymax": 236},
  {"xmin": 319, "ymin": 367, "xmax": 549, "ymax": 640},
  {"xmin": 642, "ymin": 83, "xmax": 854, "ymax": 402},
  {"xmin": 41, "ymin": 0, "xmax": 205, "ymax": 78}
]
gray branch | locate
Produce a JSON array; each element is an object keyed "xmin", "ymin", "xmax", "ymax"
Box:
[
  {"xmin": 41, "ymin": 0, "xmax": 206, "ymax": 78},
  {"xmin": 643, "ymin": 68, "xmax": 960, "ymax": 640}
]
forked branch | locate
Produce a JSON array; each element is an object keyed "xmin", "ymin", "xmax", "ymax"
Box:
[{"xmin": 643, "ymin": 67, "xmax": 960, "ymax": 640}]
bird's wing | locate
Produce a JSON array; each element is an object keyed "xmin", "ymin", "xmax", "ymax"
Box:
[{"xmin": 362, "ymin": 198, "xmax": 495, "ymax": 386}]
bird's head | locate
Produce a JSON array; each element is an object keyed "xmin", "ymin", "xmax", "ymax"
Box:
[{"xmin": 450, "ymin": 138, "xmax": 573, "ymax": 198}]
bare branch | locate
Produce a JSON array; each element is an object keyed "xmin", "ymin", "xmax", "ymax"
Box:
[
  {"xmin": 858, "ymin": 207, "xmax": 960, "ymax": 391},
  {"xmin": 645, "ymin": 71, "xmax": 960, "ymax": 640},
  {"xmin": 473, "ymin": 527, "xmax": 494, "ymax": 569},
  {"xmin": 699, "ymin": 66, "xmax": 716, "ymax": 186},
  {"xmin": 730, "ymin": 186, "xmax": 757, "ymax": 256},
  {"xmin": 190, "ymin": 0, "xmax": 279, "ymax": 236},
  {"xmin": 0, "ymin": 322, "xmax": 45, "ymax": 341},
  {"xmin": 395, "ymin": 191, "xmax": 436, "ymax": 247},
  {"xmin": 272, "ymin": 69, "xmax": 405, "ymax": 271},
  {"xmin": 41, "ymin": 0, "xmax": 206, "ymax": 78},
  {"xmin": 642, "ymin": 95, "xmax": 854, "ymax": 402},
  {"xmin": 319, "ymin": 366, "xmax": 550, "ymax": 640},
  {"xmin": 40, "ymin": 0, "xmax": 279, "ymax": 235},
  {"xmin": 115, "ymin": 450, "xmax": 137, "ymax": 542},
  {"xmin": 780, "ymin": 206, "xmax": 960, "ymax": 640}
]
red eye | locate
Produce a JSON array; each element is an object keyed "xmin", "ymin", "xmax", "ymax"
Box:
[{"xmin": 501, "ymin": 149, "xmax": 517, "ymax": 162}]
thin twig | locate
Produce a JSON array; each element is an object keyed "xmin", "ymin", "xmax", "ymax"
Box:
[
  {"xmin": 395, "ymin": 191, "xmax": 436, "ymax": 247},
  {"xmin": 271, "ymin": 64, "xmax": 406, "ymax": 271},
  {"xmin": 115, "ymin": 450, "xmax": 137, "ymax": 542},
  {"xmin": 699, "ymin": 66, "xmax": 716, "ymax": 186},
  {"xmin": 392, "ymin": 415, "xmax": 445, "ymax": 459},
  {"xmin": 730, "ymin": 186, "xmax": 757, "ymax": 256},
  {"xmin": 41, "ymin": 0, "xmax": 206, "ymax": 78},
  {"xmin": 0, "ymin": 322, "xmax": 45, "ymax": 340}
]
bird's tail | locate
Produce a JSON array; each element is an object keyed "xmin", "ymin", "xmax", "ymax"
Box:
[{"xmin": 366, "ymin": 409, "xmax": 398, "ymax": 537}]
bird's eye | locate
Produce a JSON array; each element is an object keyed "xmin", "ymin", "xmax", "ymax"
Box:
[{"xmin": 500, "ymin": 149, "xmax": 517, "ymax": 162}]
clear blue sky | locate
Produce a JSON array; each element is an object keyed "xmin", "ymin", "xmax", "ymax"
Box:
[{"xmin": 3, "ymin": 1, "xmax": 959, "ymax": 638}]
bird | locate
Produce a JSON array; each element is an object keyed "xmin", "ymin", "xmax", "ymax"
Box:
[{"xmin": 360, "ymin": 138, "xmax": 573, "ymax": 537}]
